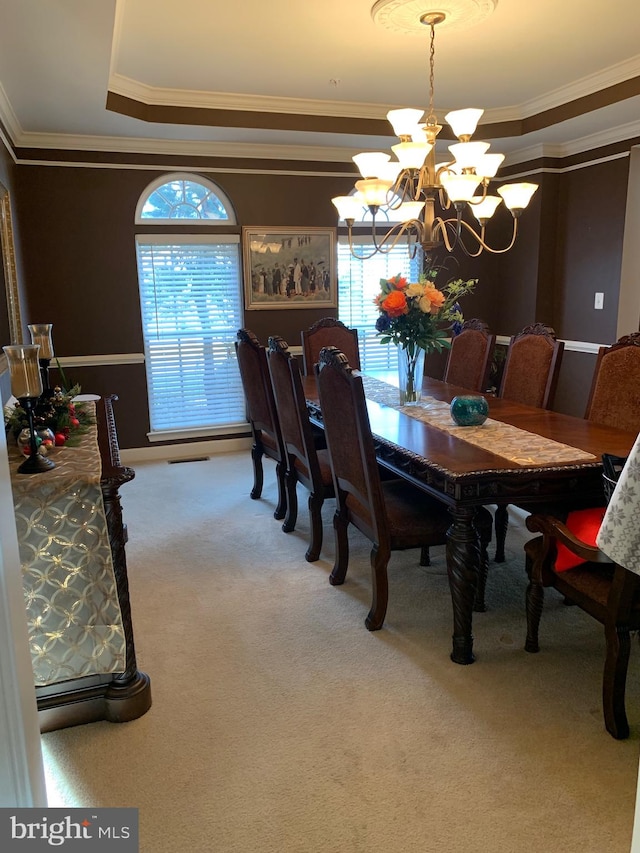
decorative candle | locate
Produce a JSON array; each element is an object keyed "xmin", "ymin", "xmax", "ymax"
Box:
[
  {"xmin": 2, "ymin": 344, "xmax": 43, "ymax": 398},
  {"xmin": 28, "ymin": 323, "xmax": 54, "ymax": 359}
]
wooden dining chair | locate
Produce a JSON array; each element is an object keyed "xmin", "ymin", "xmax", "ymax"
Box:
[
  {"xmin": 524, "ymin": 512, "xmax": 640, "ymax": 739},
  {"xmin": 316, "ymin": 345, "xmax": 492, "ymax": 631},
  {"xmin": 494, "ymin": 323, "xmax": 565, "ymax": 561},
  {"xmin": 498, "ymin": 323, "xmax": 564, "ymax": 408},
  {"xmin": 584, "ymin": 331, "xmax": 640, "ymax": 432},
  {"xmin": 235, "ymin": 328, "xmax": 287, "ymax": 520},
  {"xmin": 267, "ymin": 336, "xmax": 334, "ymax": 561},
  {"xmin": 301, "ymin": 317, "xmax": 360, "ymax": 376},
  {"xmin": 443, "ymin": 318, "xmax": 496, "ymax": 392}
]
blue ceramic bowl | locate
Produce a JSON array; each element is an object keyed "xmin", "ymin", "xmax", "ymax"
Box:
[{"xmin": 450, "ymin": 395, "xmax": 489, "ymax": 426}]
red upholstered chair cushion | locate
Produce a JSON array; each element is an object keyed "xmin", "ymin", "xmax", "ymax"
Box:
[{"xmin": 554, "ymin": 507, "xmax": 607, "ymax": 572}]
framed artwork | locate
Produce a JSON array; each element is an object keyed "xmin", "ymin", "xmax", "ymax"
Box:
[
  {"xmin": 242, "ymin": 226, "xmax": 337, "ymax": 310},
  {"xmin": 0, "ymin": 183, "xmax": 23, "ymax": 375}
]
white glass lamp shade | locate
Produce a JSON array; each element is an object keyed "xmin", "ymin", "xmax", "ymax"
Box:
[
  {"xmin": 395, "ymin": 201, "xmax": 425, "ymax": 223},
  {"xmin": 27, "ymin": 323, "xmax": 54, "ymax": 359},
  {"xmin": 387, "ymin": 108, "xmax": 425, "ymax": 137},
  {"xmin": 352, "ymin": 152, "xmax": 390, "ymax": 179},
  {"xmin": 497, "ymin": 182, "xmax": 538, "ymax": 212},
  {"xmin": 448, "ymin": 141, "xmax": 491, "ymax": 171},
  {"xmin": 445, "ymin": 108, "xmax": 484, "ymax": 140},
  {"xmin": 441, "ymin": 172, "xmax": 482, "ymax": 203},
  {"xmin": 332, "ymin": 195, "xmax": 364, "ymax": 221},
  {"xmin": 2, "ymin": 344, "xmax": 43, "ymax": 398},
  {"xmin": 355, "ymin": 178, "xmax": 393, "ymax": 207},
  {"xmin": 377, "ymin": 160, "xmax": 403, "ymax": 184},
  {"xmin": 391, "ymin": 141, "xmax": 432, "ymax": 170},
  {"xmin": 475, "ymin": 153, "xmax": 505, "ymax": 180},
  {"xmin": 469, "ymin": 195, "xmax": 502, "ymax": 223}
]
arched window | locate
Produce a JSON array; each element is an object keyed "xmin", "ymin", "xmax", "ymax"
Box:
[
  {"xmin": 135, "ymin": 173, "xmax": 236, "ymax": 224},
  {"xmin": 135, "ymin": 174, "xmax": 245, "ymax": 440}
]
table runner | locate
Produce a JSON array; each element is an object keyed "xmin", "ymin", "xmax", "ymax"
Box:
[
  {"xmin": 9, "ymin": 405, "xmax": 126, "ymax": 686},
  {"xmin": 361, "ymin": 374, "xmax": 597, "ymax": 467}
]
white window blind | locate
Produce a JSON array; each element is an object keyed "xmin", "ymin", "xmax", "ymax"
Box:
[
  {"xmin": 136, "ymin": 235, "xmax": 245, "ymax": 434},
  {"xmin": 337, "ymin": 240, "xmax": 423, "ymax": 373}
]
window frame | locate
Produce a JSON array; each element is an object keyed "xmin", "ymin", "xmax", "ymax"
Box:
[{"xmin": 134, "ymin": 172, "xmax": 237, "ymax": 226}]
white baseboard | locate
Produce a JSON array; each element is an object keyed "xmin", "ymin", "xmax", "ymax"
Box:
[{"xmin": 120, "ymin": 436, "xmax": 252, "ymax": 466}]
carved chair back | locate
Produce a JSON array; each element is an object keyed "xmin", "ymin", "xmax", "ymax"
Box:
[
  {"xmin": 301, "ymin": 317, "xmax": 360, "ymax": 376},
  {"xmin": 443, "ymin": 318, "xmax": 496, "ymax": 392},
  {"xmin": 235, "ymin": 329, "xmax": 287, "ymax": 518},
  {"xmin": 585, "ymin": 332, "xmax": 640, "ymax": 432},
  {"xmin": 498, "ymin": 323, "xmax": 564, "ymax": 409},
  {"xmin": 267, "ymin": 336, "xmax": 334, "ymax": 561},
  {"xmin": 315, "ymin": 345, "xmax": 477, "ymax": 630},
  {"xmin": 315, "ymin": 345, "xmax": 386, "ymax": 546}
]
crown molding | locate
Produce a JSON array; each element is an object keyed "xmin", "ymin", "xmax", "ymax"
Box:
[
  {"xmin": 109, "ymin": 54, "xmax": 640, "ymax": 125},
  {"xmin": 108, "ymin": 74, "xmax": 390, "ymax": 120},
  {"xmin": 519, "ymin": 55, "xmax": 640, "ymax": 117},
  {"xmin": 9, "ymin": 130, "xmax": 362, "ymax": 164},
  {"xmin": 0, "ymin": 81, "xmax": 21, "ymax": 148}
]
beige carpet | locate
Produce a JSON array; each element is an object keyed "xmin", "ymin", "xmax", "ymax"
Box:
[{"xmin": 41, "ymin": 451, "xmax": 640, "ymax": 853}]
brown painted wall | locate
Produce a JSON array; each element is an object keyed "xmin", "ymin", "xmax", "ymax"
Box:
[
  {"xmin": 11, "ymin": 164, "xmax": 356, "ymax": 447},
  {"xmin": 1, "ymin": 142, "xmax": 634, "ymax": 447}
]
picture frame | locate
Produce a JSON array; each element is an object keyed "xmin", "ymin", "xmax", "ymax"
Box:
[{"xmin": 242, "ymin": 226, "xmax": 337, "ymax": 310}]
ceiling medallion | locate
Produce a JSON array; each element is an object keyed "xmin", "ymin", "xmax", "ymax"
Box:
[{"xmin": 371, "ymin": 0, "xmax": 498, "ymax": 35}]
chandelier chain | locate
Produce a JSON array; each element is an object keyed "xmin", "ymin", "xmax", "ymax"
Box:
[{"xmin": 427, "ymin": 21, "xmax": 436, "ymax": 124}]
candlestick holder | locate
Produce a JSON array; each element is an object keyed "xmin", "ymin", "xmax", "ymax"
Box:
[
  {"xmin": 3, "ymin": 344, "xmax": 55, "ymax": 474},
  {"xmin": 28, "ymin": 323, "xmax": 55, "ymax": 398}
]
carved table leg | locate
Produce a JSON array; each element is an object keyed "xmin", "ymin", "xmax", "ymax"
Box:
[{"xmin": 446, "ymin": 506, "xmax": 481, "ymax": 665}]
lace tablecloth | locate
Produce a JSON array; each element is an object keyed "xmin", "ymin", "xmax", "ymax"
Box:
[
  {"xmin": 597, "ymin": 431, "xmax": 640, "ymax": 573},
  {"xmin": 9, "ymin": 408, "xmax": 126, "ymax": 686},
  {"xmin": 361, "ymin": 375, "xmax": 597, "ymax": 467}
]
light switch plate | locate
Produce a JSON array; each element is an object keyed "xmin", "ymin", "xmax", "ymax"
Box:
[{"xmin": 594, "ymin": 292, "xmax": 604, "ymax": 309}]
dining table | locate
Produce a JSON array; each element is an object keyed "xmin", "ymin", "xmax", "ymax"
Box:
[{"xmin": 303, "ymin": 371, "xmax": 637, "ymax": 665}]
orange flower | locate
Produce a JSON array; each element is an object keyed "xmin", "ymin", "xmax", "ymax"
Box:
[
  {"xmin": 424, "ymin": 284, "xmax": 446, "ymax": 309},
  {"xmin": 388, "ymin": 275, "xmax": 408, "ymax": 290},
  {"xmin": 382, "ymin": 290, "xmax": 408, "ymax": 317}
]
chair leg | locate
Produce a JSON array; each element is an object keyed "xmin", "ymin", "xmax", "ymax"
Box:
[
  {"xmin": 420, "ymin": 546, "xmax": 430, "ymax": 566},
  {"xmin": 365, "ymin": 543, "xmax": 390, "ymax": 631},
  {"xmin": 494, "ymin": 505, "xmax": 509, "ymax": 562},
  {"xmin": 250, "ymin": 443, "xmax": 264, "ymax": 500},
  {"xmin": 524, "ymin": 572, "xmax": 543, "ymax": 653},
  {"xmin": 305, "ymin": 492, "xmax": 324, "ymax": 563},
  {"xmin": 273, "ymin": 459, "xmax": 287, "ymax": 521},
  {"xmin": 474, "ymin": 507, "xmax": 492, "ymax": 612},
  {"xmin": 602, "ymin": 623, "xmax": 631, "ymax": 739},
  {"xmin": 330, "ymin": 508, "xmax": 349, "ymax": 586},
  {"xmin": 282, "ymin": 469, "xmax": 298, "ymax": 533}
]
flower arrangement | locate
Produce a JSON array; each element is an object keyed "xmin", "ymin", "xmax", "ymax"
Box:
[
  {"xmin": 4, "ymin": 384, "xmax": 93, "ymax": 448},
  {"xmin": 374, "ymin": 270, "xmax": 477, "ymax": 403},
  {"xmin": 374, "ymin": 271, "xmax": 477, "ymax": 353}
]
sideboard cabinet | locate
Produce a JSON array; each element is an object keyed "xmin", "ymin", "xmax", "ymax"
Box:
[{"xmin": 9, "ymin": 394, "xmax": 151, "ymax": 732}]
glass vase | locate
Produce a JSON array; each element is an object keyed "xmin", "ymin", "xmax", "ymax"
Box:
[{"xmin": 398, "ymin": 345, "xmax": 425, "ymax": 406}]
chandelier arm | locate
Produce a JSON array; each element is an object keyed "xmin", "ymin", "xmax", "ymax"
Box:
[
  {"xmin": 345, "ymin": 225, "xmax": 391, "ymax": 261},
  {"xmin": 438, "ymin": 187, "xmax": 452, "ymax": 211},
  {"xmin": 437, "ymin": 216, "xmax": 520, "ymax": 255},
  {"xmin": 432, "ymin": 217, "xmax": 459, "ymax": 253},
  {"xmin": 374, "ymin": 220, "xmax": 424, "ymax": 254},
  {"xmin": 467, "ymin": 184, "xmax": 489, "ymax": 205}
]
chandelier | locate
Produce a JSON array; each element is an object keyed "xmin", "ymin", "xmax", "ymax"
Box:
[{"xmin": 332, "ymin": 9, "xmax": 538, "ymax": 260}]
